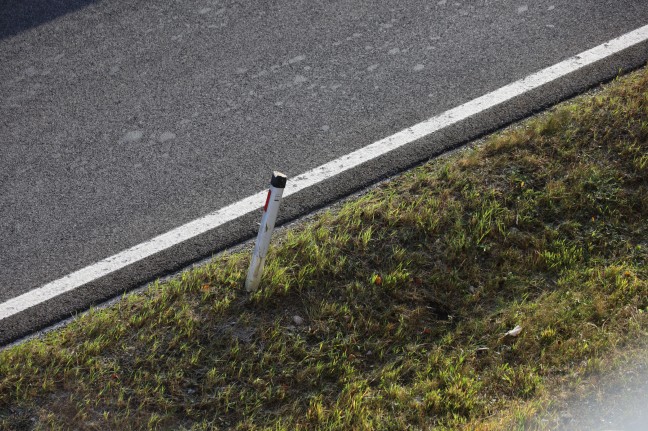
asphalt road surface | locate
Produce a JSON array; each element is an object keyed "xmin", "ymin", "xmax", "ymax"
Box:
[{"xmin": 1, "ymin": 0, "xmax": 648, "ymax": 344}]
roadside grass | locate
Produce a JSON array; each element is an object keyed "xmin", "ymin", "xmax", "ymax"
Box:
[{"xmin": 1, "ymin": 66, "xmax": 647, "ymax": 430}]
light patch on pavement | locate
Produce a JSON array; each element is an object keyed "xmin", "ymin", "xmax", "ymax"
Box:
[
  {"xmin": 121, "ymin": 131, "xmax": 144, "ymax": 143},
  {"xmin": 159, "ymin": 132, "xmax": 177, "ymax": 142},
  {"xmin": 288, "ymin": 55, "xmax": 306, "ymax": 64},
  {"xmin": 293, "ymin": 75, "xmax": 308, "ymax": 84}
]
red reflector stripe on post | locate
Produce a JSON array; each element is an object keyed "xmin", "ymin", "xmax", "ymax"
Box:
[{"xmin": 263, "ymin": 190, "xmax": 271, "ymax": 212}]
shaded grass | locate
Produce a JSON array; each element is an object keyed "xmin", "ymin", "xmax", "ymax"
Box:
[{"xmin": 1, "ymin": 67, "xmax": 647, "ymax": 430}]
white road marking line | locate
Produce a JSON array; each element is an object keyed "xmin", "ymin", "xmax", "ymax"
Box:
[{"xmin": 2, "ymin": 24, "xmax": 648, "ymax": 321}]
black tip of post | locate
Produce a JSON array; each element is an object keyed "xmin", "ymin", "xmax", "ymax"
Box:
[{"xmin": 271, "ymin": 171, "xmax": 287, "ymax": 188}]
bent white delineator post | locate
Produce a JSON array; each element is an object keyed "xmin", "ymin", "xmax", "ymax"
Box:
[{"xmin": 245, "ymin": 171, "xmax": 288, "ymax": 292}]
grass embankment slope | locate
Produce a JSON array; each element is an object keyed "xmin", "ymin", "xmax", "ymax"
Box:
[{"xmin": 1, "ymin": 67, "xmax": 647, "ymax": 430}]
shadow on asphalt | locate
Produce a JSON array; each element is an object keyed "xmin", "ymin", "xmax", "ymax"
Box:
[{"xmin": 0, "ymin": 0, "xmax": 97, "ymax": 40}]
